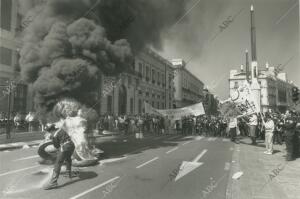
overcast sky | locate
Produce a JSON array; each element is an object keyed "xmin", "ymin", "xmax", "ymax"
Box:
[{"xmin": 157, "ymin": 0, "xmax": 299, "ymax": 100}]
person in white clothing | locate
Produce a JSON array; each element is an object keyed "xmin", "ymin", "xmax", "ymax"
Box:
[
  {"xmin": 228, "ymin": 117, "xmax": 238, "ymax": 142},
  {"xmin": 262, "ymin": 112, "xmax": 275, "ymax": 154},
  {"xmin": 248, "ymin": 113, "xmax": 258, "ymax": 145}
]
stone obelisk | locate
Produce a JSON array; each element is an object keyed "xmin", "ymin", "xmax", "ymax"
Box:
[{"xmin": 250, "ymin": 5, "xmax": 261, "ymax": 112}]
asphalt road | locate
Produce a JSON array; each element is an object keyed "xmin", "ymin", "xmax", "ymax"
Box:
[{"xmin": 0, "ymin": 134, "xmax": 235, "ymax": 199}]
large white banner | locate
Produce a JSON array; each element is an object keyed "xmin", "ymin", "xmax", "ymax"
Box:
[{"xmin": 144, "ymin": 102, "xmax": 205, "ymax": 120}]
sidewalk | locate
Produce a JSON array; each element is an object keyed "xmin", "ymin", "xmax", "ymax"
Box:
[
  {"xmin": 0, "ymin": 131, "xmax": 43, "ymax": 144},
  {"xmin": 0, "ymin": 131, "xmax": 43, "ymax": 150},
  {"xmin": 227, "ymin": 137, "xmax": 300, "ymax": 199}
]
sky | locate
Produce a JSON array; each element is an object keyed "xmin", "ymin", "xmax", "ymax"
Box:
[{"xmin": 157, "ymin": 0, "xmax": 299, "ymax": 100}]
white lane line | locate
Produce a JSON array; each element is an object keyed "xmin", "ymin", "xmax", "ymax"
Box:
[
  {"xmin": 99, "ymin": 156, "xmax": 127, "ymax": 164},
  {"xmin": 193, "ymin": 149, "xmax": 208, "ymax": 162},
  {"xmin": 208, "ymin": 138, "xmax": 217, "ymax": 141},
  {"xmin": 70, "ymin": 176, "xmax": 120, "ymax": 199},
  {"xmin": 222, "ymin": 138, "xmax": 230, "ymax": 142},
  {"xmin": 126, "ymin": 146, "xmax": 150, "ymax": 155},
  {"xmin": 224, "ymin": 162, "xmax": 231, "ymax": 170},
  {"xmin": 166, "ymin": 147, "xmax": 179, "ymax": 154},
  {"xmin": 182, "ymin": 141, "xmax": 192, "ymax": 145},
  {"xmin": 195, "ymin": 136, "xmax": 203, "ymax": 141},
  {"xmin": 0, "ymin": 165, "xmax": 40, "ymax": 177},
  {"xmin": 13, "ymin": 155, "xmax": 39, "ymax": 161},
  {"xmin": 136, "ymin": 157, "xmax": 159, "ymax": 169}
]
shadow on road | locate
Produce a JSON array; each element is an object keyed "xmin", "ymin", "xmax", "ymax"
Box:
[{"xmin": 57, "ymin": 171, "xmax": 98, "ymax": 188}]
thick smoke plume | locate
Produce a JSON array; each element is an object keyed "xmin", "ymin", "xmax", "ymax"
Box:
[{"xmin": 19, "ymin": 0, "xmax": 187, "ymax": 115}]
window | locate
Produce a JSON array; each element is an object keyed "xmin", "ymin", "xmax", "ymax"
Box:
[
  {"xmin": 15, "ymin": 52, "xmax": 20, "ymax": 72},
  {"xmin": 146, "ymin": 66, "xmax": 150, "ymax": 81},
  {"xmin": 1, "ymin": 0, "xmax": 12, "ymax": 31},
  {"xmin": 107, "ymin": 95, "xmax": 112, "ymax": 113},
  {"xmin": 138, "ymin": 63, "xmax": 143, "ymax": 77},
  {"xmin": 128, "ymin": 75, "xmax": 132, "ymax": 86},
  {"xmin": 136, "ymin": 78, "xmax": 139, "ymax": 87},
  {"xmin": 130, "ymin": 98, "xmax": 133, "ymax": 114},
  {"xmin": 13, "ymin": 84, "xmax": 27, "ymax": 113},
  {"xmin": 0, "ymin": 47, "xmax": 12, "ymax": 65},
  {"xmin": 138, "ymin": 99, "xmax": 142, "ymax": 113},
  {"xmin": 152, "ymin": 69, "xmax": 155, "ymax": 83},
  {"xmin": 157, "ymin": 102, "xmax": 159, "ymax": 109},
  {"xmin": 234, "ymin": 81, "xmax": 238, "ymax": 88},
  {"xmin": 152, "ymin": 101, "xmax": 155, "ymax": 107},
  {"xmin": 162, "ymin": 103, "xmax": 164, "ymax": 109}
]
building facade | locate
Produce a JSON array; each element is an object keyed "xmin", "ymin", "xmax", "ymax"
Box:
[
  {"xmin": 0, "ymin": 0, "xmax": 34, "ymax": 115},
  {"xmin": 229, "ymin": 63, "xmax": 295, "ymax": 113},
  {"xmin": 99, "ymin": 48, "xmax": 175, "ymax": 115},
  {"xmin": 172, "ymin": 59, "xmax": 204, "ymax": 108}
]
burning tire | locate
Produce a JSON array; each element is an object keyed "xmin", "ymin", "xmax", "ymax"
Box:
[{"xmin": 37, "ymin": 140, "xmax": 99, "ymax": 167}]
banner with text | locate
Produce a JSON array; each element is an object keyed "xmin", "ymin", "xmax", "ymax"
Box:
[{"xmin": 144, "ymin": 102, "xmax": 205, "ymax": 120}]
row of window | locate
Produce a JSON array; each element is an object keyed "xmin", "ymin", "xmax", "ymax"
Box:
[
  {"xmin": 138, "ymin": 89, "xmax": 167, "ymax": 100},
  {"xmin": 106, "ymin": 96, "xmax": 172, "ymax": 114},
  {"xmin": 0, "ymin": 82, "xmax": 27, "ymax": 113},
  {"xmin": 137, "ymin": 62, "xmax": 173, "ymax": 89}
]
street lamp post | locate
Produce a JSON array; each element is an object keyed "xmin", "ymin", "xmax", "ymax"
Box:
[{"xmin": 0, "ymin": 80, "xmax": 16, "ymax": 139}]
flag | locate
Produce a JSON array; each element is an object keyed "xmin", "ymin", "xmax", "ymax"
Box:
[{"xmin": 220, "ymin": 81, "xmax": 259, "ymax": 118}]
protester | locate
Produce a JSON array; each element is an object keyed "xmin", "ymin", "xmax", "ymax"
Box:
[
  {"xmin": 136, "ymin": 116, "xmax": 144, "ymax": 139},
  {"xmin": 248, "ymin": 113, "xmax": 258, "ymax": 145},
  {"xmin": 283, "ymin": 110, "xmax": 298, "ymax": 161},
  {"xmin": 44, "ymin": 123, "xmax": 76, "ymax": 190},
  {"xmin": 262, "ymin": 112, "xmax": 275, "ymax": 155},
  {"xmin": 228, "ymin": 117, "xmax": 238, "ymax": 142},
  {"xmin": 25, "ymin": 112, "xmax": 35, "ymax": 132}
]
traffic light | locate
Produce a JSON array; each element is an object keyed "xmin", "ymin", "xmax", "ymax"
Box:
[{"xmin": 292, "ymin": 87, "xmax": 299, "ymax": 103}]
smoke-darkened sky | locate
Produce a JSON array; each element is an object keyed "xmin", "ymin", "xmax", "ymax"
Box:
[{"xmin": 158, "ymin": 0, "xmax": 299, "ymax": 100}]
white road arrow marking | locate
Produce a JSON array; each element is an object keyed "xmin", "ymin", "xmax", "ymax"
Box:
[{"xmin": 175, "ymin": 149, "xmax": 207, "ymax": 182}]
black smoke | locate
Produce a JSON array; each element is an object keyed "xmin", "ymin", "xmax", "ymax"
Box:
[{"xmin": 19, "ymin": 0, "xmax": 187, "ymax": 114}]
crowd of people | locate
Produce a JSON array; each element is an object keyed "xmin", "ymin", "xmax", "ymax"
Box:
[
  {"xmin": 227, "ymin": 109, "xmax": 300, "ymax": 161},
  {"xmin": 95, "ymin": 109, "xmax": 300, "ymax": 161},
  {"xmin": 0, "ymin": 111, "xmax": 41, "ymax": 136},
  {"xmin": 1, "ymin": 108, "xmax": 299, "ymax": 161}
]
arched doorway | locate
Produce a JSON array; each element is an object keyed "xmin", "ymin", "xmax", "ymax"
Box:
[{"xmin": 118, "ymin": 85, "xmax": 127, "ymax": 115}]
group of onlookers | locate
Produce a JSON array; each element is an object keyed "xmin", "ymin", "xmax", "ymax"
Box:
[
  {"xmin": 228, "ymin": 109, "xmax": 300, "ymax": 161},
  {"xmin": 0, "ymin": 111, "xmax": 40, "ymax": 136},
  {"xmin": 96, "ymin": 114, "xmax": 173, "ymax": 138}
]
